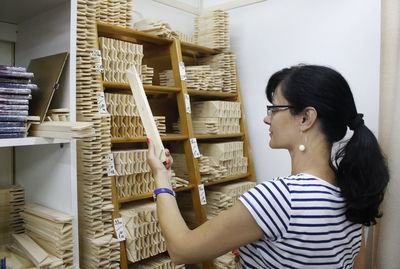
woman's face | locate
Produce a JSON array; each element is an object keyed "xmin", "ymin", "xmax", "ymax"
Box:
[{"xmin": 264, "ymin": 86, "xmax": 300, "ymax": 151}]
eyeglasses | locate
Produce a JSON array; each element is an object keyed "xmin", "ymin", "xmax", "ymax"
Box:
[{"xmin": 266, "ymin": 105, "xmax": 295, "ymax": 116}]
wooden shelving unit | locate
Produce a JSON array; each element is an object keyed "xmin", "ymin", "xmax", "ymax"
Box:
[{"xmin": 96, "ymin": 22, "xmax": 255, "ymax": 269}]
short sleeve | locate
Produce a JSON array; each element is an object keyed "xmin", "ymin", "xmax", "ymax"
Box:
[{"xmin": 238, "ymin": 179, "xmax": 292, "ymax": 241}]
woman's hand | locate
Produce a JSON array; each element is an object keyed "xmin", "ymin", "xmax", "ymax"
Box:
[{"xmin": 146, "ymin": 138, "xmax": 173, "ymax": 188}]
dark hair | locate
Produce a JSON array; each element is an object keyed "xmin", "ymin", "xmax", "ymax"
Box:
[{"xmin": 266, "ymin": 64, "xmax": 389, "ymax": 226}]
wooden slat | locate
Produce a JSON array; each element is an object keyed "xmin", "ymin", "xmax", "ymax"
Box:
[
  {"xmin": 118, "ymin": 184, "xmax": 195, "ymax": 203},
  {"xmin": 103, "ymin": 81, "xmax": 181, "ymax": 94},
  {"xmin": 187, "ymin": 89, "xmax": 238, "ymax": 99},
  {"xmin": 126, "ymin": 66, "xmax": 166, "ymax": 162},
  {"xmin": 195, "ymin": 133, "xmax": 244, "ymax": 140},
  {"xmin": 203, "ymin": 173, "xmax": 251, "ymax": 187},
  {"xmin": 111, "ymin": 134, "xmax": 187, "ymax": 144},
  {"xmin": 233, "ymin": 72, "xmax": 257, "ymax": 182}
]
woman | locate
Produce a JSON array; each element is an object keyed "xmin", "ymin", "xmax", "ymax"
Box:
[{"xmin": 146, "ymin": 64, "xmax": 389, "ymax": 268}]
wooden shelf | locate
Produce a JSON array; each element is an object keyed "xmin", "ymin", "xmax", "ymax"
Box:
[
  {"xmin": 97, "ymin": 21, "xmax": 172, "ymax": 46},
  {"xmin": 180, "ymin": 41, "xmax": 221, "ymax": 57},
  {"xmin": 195, "ymin": 133, "xmax": 244, "ymax": 140},
  {"xmin": 97, "ymin": 22, "xmax": 220, "ymax": 57},
  {"xmin": 187, "ymin": 89, "xmax": 238, "ymax": 99},
  {"xmin": 203, "ymin": 173, "xmax": 251, "ymax": 187},
  {"xmin": 118, "ymin": 184, "xmax": 195, "ymax": 203},
  {"xmin": 111, "ymin": 134, "xmax": 188, "ymax": 144},
  {"xmin": 0, "ymin": 137, "xmax": 71, "ymax": 148},
  {"xmin": 103, "ymin": 82, "xmax": 181, "ymax": 94}
]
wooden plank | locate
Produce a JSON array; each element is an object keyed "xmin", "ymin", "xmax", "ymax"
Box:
[
  {"xmin": 126, "ymin": 66, "xmax": 166, "ymax": 162},
  {"xmin": 195, "ymin": 133, "xmax": 244, "ymax": 140},
  {"xmin": 187, "ymin": 89, "xmax": 238, "ymax": 99},
  {"xmin": 12, "ymin": 233, "xmax": 50, "ymax": 267},
  {"xmin": 203, "ymin": 173, "xmax": 251, "ymax": 187},
  {"xmin": 103, "ymin": 81, "xmax": 181, "ymax": 94},
  {"xmin": 111, "ymin": 134, "xmax": 188, "ymax": 144}
]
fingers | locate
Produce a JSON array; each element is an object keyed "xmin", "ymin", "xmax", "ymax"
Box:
[{"xmin": 146, "ymin": 138, "xmax": 173, "ymax": 170}]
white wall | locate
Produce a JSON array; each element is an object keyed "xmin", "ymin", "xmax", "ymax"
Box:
[
  {"xmin": 132, "ymin": 0, "xmax": 196, "ymax": 35},
  {"xmin": 228, "ymin": 0, "xmax": 381, "ymax": 181}
]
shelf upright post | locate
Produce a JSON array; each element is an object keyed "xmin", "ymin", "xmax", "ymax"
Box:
[
  {"xmin": 168, "ymin": 39, "xmax": 215, "ymax": 269},
  {"xmin": 234, "ymin": 72, "xmax": 256, "ymax": 182}
]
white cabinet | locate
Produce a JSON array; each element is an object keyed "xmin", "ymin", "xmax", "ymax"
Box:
[{"xmin": 0, "ymin": 0, "xmax": 79, "ymax": 267}]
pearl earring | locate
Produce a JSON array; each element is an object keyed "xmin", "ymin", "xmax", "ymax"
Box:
[{"xmin": 299, "ymin": 144, "xmax": 306, "ymax": 152}]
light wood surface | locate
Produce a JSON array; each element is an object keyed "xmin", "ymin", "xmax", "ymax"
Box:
[{"xmin": 126, "ymin": 66, "xmax": 166, "ymax": 162}]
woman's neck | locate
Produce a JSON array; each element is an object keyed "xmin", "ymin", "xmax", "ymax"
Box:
[{"xmin": 290, "ymin": 140, "xmax": 337, "ymax": 186}]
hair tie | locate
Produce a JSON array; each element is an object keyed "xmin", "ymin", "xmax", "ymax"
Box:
[{"xmin": 348, "ymin": 113, "xmax": 364, "ymax": 130}]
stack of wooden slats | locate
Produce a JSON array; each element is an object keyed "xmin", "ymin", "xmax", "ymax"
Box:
[
  {"xmin": 99, "ymin": 37, "xmax": 143, "ymax": 83},
  {"xmin": 133, "ymin": 19, "xmax": 178, "ymax": 39},
  {"xmin": 10, "ymin": 233, "xmax": 63, "ymax": 268},
  {"xmin": 0, "ymin": 185, "xmax": 24, "ymax": 245},
  {"xmin": 30, "ymin": 121, "xmax": 95, "ymax": 139},
  {"xmin": 206, "ymin": 181, "xmax": 256, "ymax": 218},
  {"xmin": 119, "ymin": 202, "xmax": 166, "ymax": 263},
  {"xmin": 152, "ymin": 116, "xmax": 166, "ymax": 136},
  {"xmin": 76, "ymin": 0, "xmax": 132, "ymax": 267},
  {"xmin": 113, "ymin": 149, "xmax": 187, "ymax": 199},
  {"xmin": 141, "ymin": 65, "xmax": 154, "ymax": 85},
  {"xmin": 199, "ymin": 52, "xmax": 238, "ymax": 93},
  {"xmin": 171, "ymin": 153, "xmax": 226, "ymax": 184},
  {"xmin": 175, "ymin": 30, "xmax": 195, "ymax": 44},
  {"xmin": 198, "ymin": 141, "xmax": 248, "ymax": 176},
  {"xmin": 96, "ymin": 0, "xmax": 132, "ymax": 27},
  {"xmin": 105, "ymin": 92, "xmax": 144, "ymax": 138},
  {"xmin": 195, "ymin": 10, "xmax": 229, "ymax": 51},
  {"xmin": 45, "ymin": 108, "xmax": 70, "ymax": 121},
  {"xmin": 159, "ymin": 65, "xmax": 223, "ymax": 92},
  {"xmin": 190, "ymin": 101, "xmax": 241, "ymax": 134},
  {"xmin": 20, "ymin": 203, "xmax": 74, "ymax": 268},
  {"xmin": 113, "ymin": 149, "xmax": 153, "ymax": 198},
  {"xmin": 134, "ymin": 253, "xmax": 185, "ymax": 268}
]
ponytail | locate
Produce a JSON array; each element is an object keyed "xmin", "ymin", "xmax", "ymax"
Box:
[{"xmin": 335, "ymin": 121, "xmax": 389, "ymax": 226}]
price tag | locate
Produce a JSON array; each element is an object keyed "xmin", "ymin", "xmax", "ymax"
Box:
[
  {"xmin": 97, "ymin": 92, "xmax": 108, "ymax": 113},
  {"xmin": 107, "ymin": 153, "xmax": 116, "ymax": 176},
  {"xmin": 184, "ymin": 94, "xmax": 191, "ymax": 113},
  {"xmin": 92, "ymin": 50, "xmax": 104, "ymax": 73},
  {"xmin": 92, "ymin": 50, "xmax": 101, "ymax": 57},
  {"xmin": 190, "ymin": 138, "xmax": 201, "ymax": 158},
  {"xmin": 198, "ymin": 184, "xmax": 207, "ymax": 205},
  {"xmin": 113, "ymin": 217, "xmax": 126, "ymax": 241},
  {"xmin": 179, "ymin": 62, "xmax": 187, "ymax": 81}
]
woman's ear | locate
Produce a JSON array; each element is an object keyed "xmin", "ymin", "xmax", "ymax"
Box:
[{"xmin": 300, "ymin": 106, "xmax": 317, "ymax": 131}]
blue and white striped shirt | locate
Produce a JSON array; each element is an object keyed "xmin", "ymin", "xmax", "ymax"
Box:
[{"xmin": 238, "ymin": 173, "xmax": 362, "ymax": 269}]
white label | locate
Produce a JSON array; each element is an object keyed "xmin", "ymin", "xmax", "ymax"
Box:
[
  {"xmin": 92, "ymin": 50, "xmax": 104, "ymax": 73},
  {"xmin": 198, "ymin": 184, "xmax": 207, "ymax": 205},
  {"xmin": 179, "ymin": 62, "xmax": 187, "ymax": 81},
  {"xmin": 92, "ymin": 50, "xmax": 101, "ymax": 57},
  {"xmin": 190, "ymin": 138, "xmax": 201, "ymax": 158},
  {"xmin": 98, "ymin": 92, "xmax": 108, "ymax": 113},
  {"xmin": 107, "ymin": 153, "xmax": 116, "ymax": 176},
  {"xmin": 113, "ymin": 218, "xmax": 126, "ymax": 241},
  {"xmin": 184, "ymin": 94, "xmax": 191, "ymax": 113}
]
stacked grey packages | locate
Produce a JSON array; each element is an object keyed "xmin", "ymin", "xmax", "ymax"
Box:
[{"xmin": 0, "ymin": 65, "xmax": 36, "ymax": 138}]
